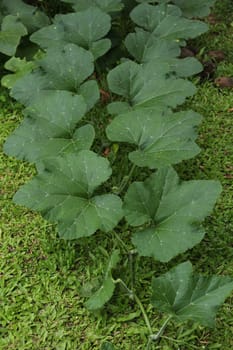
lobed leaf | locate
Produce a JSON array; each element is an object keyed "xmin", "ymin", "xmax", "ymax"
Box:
[
  {"xmin": 14, "ymin": 151, "xmax": 123, "ymax": 239},
  {"xmin": 124, "ymin": 167, "xmax": 222, "ymax": 262},
  {"xmin": 107, "ymin": 60, "xmax": 196, "ymax": 111},
  {"xmin": 151, "ymin": 261, "xmax": 233, "ymax": 327},
  {"xmin": 125, "ymin": 29, "xmax": 181, "ymax": 63},
  {"xmin": 3, "ymin": 91, "xmax": 95, "ymax": 162},
  {"xmin": 131, "ymin": 3, "xmax": 208, "ymax": 40},
  {"xmin": 106, "ymin": 109, "xmax": 202, "ymax": 168},
  {"xmin": 30, "ymin": 8, "xmax": 112, "ymax": 59},
  {"xmin": 0, "ymin": 0, "xmax": 49, "ymax": 32},
  {"xmin": 11, "ymin": 44, "xmax": 99, "ymax": 109},
  {"xmin": 39, "ymin": 43, "xmax": 94, "ymax": 91}
]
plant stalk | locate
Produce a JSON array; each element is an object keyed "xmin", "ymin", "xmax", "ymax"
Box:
[
  {"xmin": 150, "ymin": 315, "xmax": 173, "ymax": 341},
  {"xmin": 114, "ymin": 279, "xmax": 153, "ymax": 336},
  {"xmin": 134, "ymin": 293, "xmax": 153, "ymax": 336}
]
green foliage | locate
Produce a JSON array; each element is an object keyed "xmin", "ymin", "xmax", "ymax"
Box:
[
  {"xmin": 1, "ymin": 56, "xmax": 36, "ymax": 89},
  {"xmin": 0, "ymin": 15, "xmax": 27, "ymax": 56},
  {"xmin": 151, "ymin": 261, "xmax": 233, "ymax": 327},
  {"xmin": 124, "ymin": 167, "xmax": 222, "ymax": 262},
  {"xmin": 85, "ymin": 250, "xmax": 120, "ymax": 310},
  {"xmin": 130, "ymin": 3, "xmax": 208, "ymax": 39},
  {"xmin": 136, "ymin": 0, "xmax": 217, "ymax": 18},
  {"xmin": 14, "ymin": 151, "xmax": 123, "ymax": 239},
  {"xmin": 0, "ymin": 0, "xmax": 49, "ymax": 56},
  {"xmin": 106, "ymin": 109, "xmax": 202, "ymax": 168},
  {"xmin": 11, "ymin": 44, "xmax": 99, "ymax": 108},
  {"xmin": 107, "ymin": 60, "xmax": 196, "ymax": 111},
  {"xmin": 30, "ymin": 8, "xmax": 112, "ymax": 59},
  {"xmin": 1, "ymin": 0, "xmax": 232, "ymax": 348},
  {"xmin": 3, "ymin": 91, "xmax": 94, "ymax": 162}
]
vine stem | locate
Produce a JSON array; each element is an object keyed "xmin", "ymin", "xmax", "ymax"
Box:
[
  {"xmin": 133, "ymin": 294, "xmax": 153, "ymax": 335},
  {"xmin": 114, "ymin": 279, "xmax": 153, "ymax": 336},
  {"xmin": 151, "ymin": 315, "xmax": 173, "ymax": 341},
  {"xmin": 117, "ymin": 163, "xmax": 137, "ymax": 195},
  {"xmin": 146, "ymin": 316, "xmax": 172, "ymax": 350}
]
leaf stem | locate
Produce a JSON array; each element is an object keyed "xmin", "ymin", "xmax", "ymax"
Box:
[
  {"xmin": 114, "ymin": 279, "xmax": 154, "ymax": 338},
  {"xmin": 117, "ymin": 163, "xmax": 136, "ymax": 195},
  {"xmin": 134, "ymin": 293, "xmax": 153, "ymax": 335},
  {"xmin": 150, "ymin": 315, "xmax": 173, "ymax": 341},
  {"xmin": 114, "ymin": 278, "xmax": 134, "ymax": 297}
]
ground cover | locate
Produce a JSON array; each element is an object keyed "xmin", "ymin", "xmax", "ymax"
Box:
[{"xmin": 0, "ymin": 0, "xmax": 232, "ymax": 349}]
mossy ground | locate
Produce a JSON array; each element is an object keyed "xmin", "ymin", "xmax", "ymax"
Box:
[{"xmin": 0, "ymin": 1, "xmax": 233, "ymax": 349}]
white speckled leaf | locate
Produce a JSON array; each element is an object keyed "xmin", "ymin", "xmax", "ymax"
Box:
[
  {"xmin": 131, "ymin": 3, "xmax": 208, "ymax": 40},
  {"xmin": 107, "ymin": 60, "xmax": 196, "ymax": 110},
  {"xmin": 13, "ymin": 151, "xmax": 123, "ymax": 239},
  {"xmin": 31, "ymin": 8, "xmax": 111, "ymax": 59},
  {"xmin": 124, "ymin": 167, "xmax": 222, "ymax": 262},
  {"xmin": 125, "ymin": 30, "xmax": 180, "ymax": 63},
  {"xmin": 151, "ymin": 261, "xmax": 233, "ymax": 327},
  {"xmin": 39, "ymin": 43, "xmax": 94, "ymax": 91},
  {"xmin": 4, "ymin": 91, "xmax": 93, "ymax": 162},
  {"xmin": 11, "ymin": 44, "xmax": 96, "ymax": 106},
  {"xmin": 106, "ymin": 109, "xmax": 202, "ymax": 168}
]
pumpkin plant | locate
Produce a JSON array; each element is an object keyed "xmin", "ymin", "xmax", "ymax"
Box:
[{"xmin": 1, "ymin": 0, "xmax": 232, "ymax": 348}]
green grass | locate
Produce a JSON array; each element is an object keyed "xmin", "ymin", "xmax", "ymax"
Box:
[{"xmin": 1, "ymin": 1, "xmax": 233, "ymax": 349}]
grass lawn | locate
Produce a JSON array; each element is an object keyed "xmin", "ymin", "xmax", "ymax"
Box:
[{"xmin": 0, "ymin": 1, "xmax": 233, "ymax": 349}]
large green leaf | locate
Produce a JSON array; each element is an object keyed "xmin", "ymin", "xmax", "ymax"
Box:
[
  {"xmin": 85, "ymin": 250, "xmax": 120, "ymax": 310},
  {"xmin": 10, "ymin": 70, "xmax": 51, "ymax": 106},
  {"xmin": 30, "ymin": 8, "xmax": 111, "ymax": 59},
  {"xmin": 151, "ymin": 261, "xmax": 233, "ymax": 327},
  {"xmin": 125, "ymin": 29, "xmax": 181, "ymax": 63},
  {"xmin": 14, "ymin": 151, "xmax": 123, "ymax": 239},
  {"xmin": 107, "ymin": 60, "xmax": 196, "ymax": 111},
  {"xmin": 3, "ymin": 91, "xmax": 95, "ymax": 162},
  {"xmin": 11, "ymin": 44, "xmax": 98, "ymax": 109},
  {"xmin": 124, "ymin": 167, "xmax": 222, "ymax": 262},
  {"xmin": 39, "ymin": 43, "xmax": 94, "ymax": 91},
  {"xmin": 0, "ymin": 15, "xmax": 27, "ymax": 56},
  {"xmin": 131, "ymin": 3, "xmax": 208, "ymax": 40},
  {"xmin": 125, "ymin": 31, "xmax": 202, "ymax": 77},
  {"xmin": 106, "ymin": 109, "xmax": 202, "ymax": 168},
  {"xmin": 0, "ymin": 0, "xmax": 49, "ymax": 32},
  {"xmin": 61, "ymin": 0, "xmax": 124, "ymax": 13}
]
